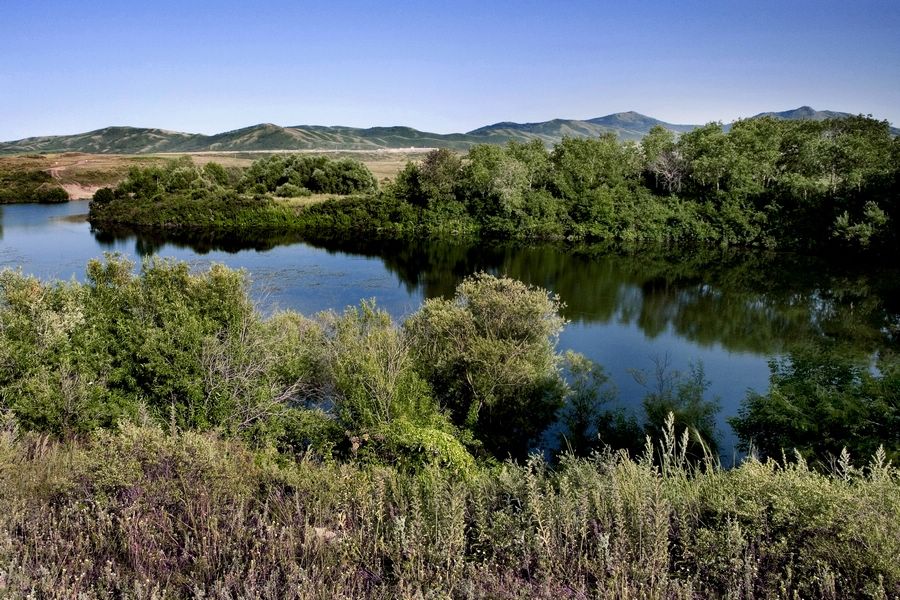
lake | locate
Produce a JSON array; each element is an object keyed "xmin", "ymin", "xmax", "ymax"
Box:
[{"xmin": 2, "ymin": 200, "xmax": 898, "ymax": 461}]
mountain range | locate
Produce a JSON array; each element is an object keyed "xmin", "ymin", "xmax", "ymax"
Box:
[{"xmin": 1, "ymin": 107, "xmax": 895, "ymax": 155}]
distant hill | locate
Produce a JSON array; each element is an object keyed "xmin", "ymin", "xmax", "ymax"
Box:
[
  {"xmin": 3, "ymin": 127, "xmax": 205, "ymax": 155},
  {"xmin": 0, "ymin": 107, "xmax": 895, "ymax": 154},
  {"xmin": 752, "ymin": 106, "xmax": 851, "ymax": 121},
  {"xmin": 746, "ymin": 105, "xmax": 900, "ymax": 135},
  {"xmin": 587, "ymin": 111, "xmax": 696, "ymax": 135},
  {"xmin": 0, "ymin": 124, "xmax": 483, "ymax": 154},
  {"xmin": 467, "ymin": 111, "xmax": 696, "ymax": 142}
]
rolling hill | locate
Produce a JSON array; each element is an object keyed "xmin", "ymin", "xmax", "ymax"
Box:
[
  {"xmin": 752, "ymin": 106, "xmax": 852, "ymax": 121},
  {"xmin": 744, "ymin": 106, "xmax": 900, "ymax": 135},
  {"xmin": 0, "ymin": 107, "xmax": 894, "ymax": 154},
  {"xmin": 466, "ymin": 111, "xmax": 695, "ymax": 143}
]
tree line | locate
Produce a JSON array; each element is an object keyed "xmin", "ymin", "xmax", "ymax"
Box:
[
  {"xmin": 90, "ymin": 115, "xmax": 899, "ymax": 251},
  {"xmin": 384, "ymin": 115, "xmax": 898, "ymax": 249}
]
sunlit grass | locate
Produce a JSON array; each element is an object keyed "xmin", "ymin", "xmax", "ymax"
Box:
[
  {"xmin": 275, "ymin": 193, "xmax": 336, "ymax": 208},
  {"xmin": 0, "ymin": 418, "xmax": 896, "ymax": 598}
]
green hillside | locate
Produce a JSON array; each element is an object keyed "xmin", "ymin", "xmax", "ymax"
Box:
[
  {"xmin": 3, "ymin": 126, "xmax": 205, "ymax": 154},
  {"xmin": 1, "ymin": 107, "xmax": 895, "ymax": 154},
  {"xmin": 466, "ymin": 111, "xmax": 697, "ymax": 142}
]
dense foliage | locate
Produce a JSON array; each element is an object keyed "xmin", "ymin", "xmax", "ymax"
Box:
[
  {"xmin": 2, "ymin": 256, "xmax": 896, "ymax": 465},
  {"xmin": 405, "ymin": 274, "xmax": 568, "ymax": 458},
  {"xmin": 2, "ymin": 258, "xmax": 899, "ymax": 596},
  {"xmin": 0, "ymin": 257, "xmax": 568, "ymax": 465},
  {"xmin": 731, "ymin": 346, "xmax": 900, "ymax": 463},
  {"xmin": 239, "ymin": 153, "xmax": 377, "ymax": 196},
  {"xmin": 91, "ymin": 116, "xmax": 899, "ymax": 251},
  {"xmin": 89, "ymin": 155, "xmax": 377, "ymax": 229}
]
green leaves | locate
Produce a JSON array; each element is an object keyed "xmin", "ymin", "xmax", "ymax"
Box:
[
  {"xmin": 406, "ymin": 273, "xmax": 567, "ymax": 459},
  {"xmin": 239, "ymin": 154, "xmax": 377, "ymax": 196},
  {"xmin": 731, "ymin": 347, "xmax": 900, "ymax": 464},
  {"xmin": 0, "ymin": 255, "xmax": 302, "ymax": 435}
]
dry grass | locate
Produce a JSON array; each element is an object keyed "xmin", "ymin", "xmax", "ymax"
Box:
[
  {"xmin": 275, "ymin": 193, "xmax": 335, "ymax": 209},
  {"xmin": 0, "ymin": 153, "xmax": 167, "ymax": 199},
  {"xmin": 0, "ymin": 153, "xmax": 165, "ymax": 185},
  {"xmin": 0, "ymin": 418, "xmax": 898, "ymax": 599}
]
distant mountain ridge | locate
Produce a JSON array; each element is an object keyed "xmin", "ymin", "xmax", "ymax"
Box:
[
  {"xmin": 752, "ymin": 106, "xmax": 853, "ymax": 121},
  {"xmin": 1, "ymin": 107, "xmax": 895, "ymax": 154},
  {"xmin": 466, "ymin": 111, "xmax": 697, "ymax": 144}
]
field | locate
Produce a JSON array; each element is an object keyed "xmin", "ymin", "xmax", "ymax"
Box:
[{"xmin": 0, "ymin": 150, "xmax": 425, "ymax": 201}]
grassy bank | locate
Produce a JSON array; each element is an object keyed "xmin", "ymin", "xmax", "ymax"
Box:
[
  {"xmin": 1, "ymin": 152, "xmax": 413, "ymax": 206},
  {"xmin": 88, "ymin": 154, "xmax": 387, "ymax": 234},
  {"xmin": 2, "ymin": 421, "xmax": 898, "ymax": 598},
  {"xmin": 0, "ymin": 154, "xmax": 171, "ymax": 204}
]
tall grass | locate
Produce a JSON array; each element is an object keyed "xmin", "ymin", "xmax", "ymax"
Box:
[{"xmin": 1, "ymin": 416, "xmax": 897, "ymax": 599}]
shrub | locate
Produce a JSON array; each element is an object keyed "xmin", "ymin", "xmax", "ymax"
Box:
[
  {"xmin": 274, "ymin": 182, "xmax": 311, "ymax": 197},
  {"xmin": 240, "ymin": 155, "xmax": 377, "ymax": 196},
  {"xmin": 320, "ymin": 301, "xmax": 473, "ymax": 472},
  {"xmin": 35, "ymin": 185, "xmax": 69, "ymax": 203},
  {"xmin": 0, "ymin": 255, "xmax": 312, "ymax": 436},
  {"xmin": 406, "ymin": 273, "xmax": 567, "ymax": 458}
]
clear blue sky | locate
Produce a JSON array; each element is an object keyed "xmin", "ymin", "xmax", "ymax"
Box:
[{"xmin": 2, "ymin": 0, "xmax": 898, "ymax": 140}]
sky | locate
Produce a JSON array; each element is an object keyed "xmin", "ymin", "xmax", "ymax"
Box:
[{"xmin": 1, "ymin": 0, "xmax": 899, "ymax": 140}]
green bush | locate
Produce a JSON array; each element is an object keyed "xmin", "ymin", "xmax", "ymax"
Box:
[
  {"xmin": 240, "ymin": 154, "xmax": 377, "ymax": 195},
  {"xmin": 0, "ymin": 255, "xmax": 315, "ymax": 435},
  {"xmin": 319, "ymin": 302, "xmax": 473, "ymax": 473},
  {"xmin": 731, "ymin": 346, "xmax": 900, "ymax": 463},
  {"xmin": 406, "ymin": 273, "xmax": 567, "ymax": 459},
  {"xmin": 274, "ymin": 182, "xmax": 311, "ymax": 197},
  {"xmin": 35, "ymin": 185, "xmax": 69, "ymax": 203}
]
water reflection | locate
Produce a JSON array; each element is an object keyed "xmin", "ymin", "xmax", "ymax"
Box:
[
  {"xmin": 0, "ymin": 205, "xmax": 892, "ymax": 460},
  {"xmin": 92, "ymin": 225, "xmax": 308, "ymax": 256},
  {"xmin": 82, "ymin": 224, "xmax": 900, "ymax": 462},
  {"xmin": 92, "ymin": 224, "xmax": 900, "ymax": 360}
]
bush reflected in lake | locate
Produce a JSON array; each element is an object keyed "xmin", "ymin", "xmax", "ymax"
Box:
[{"xmin": 92, "ymin": 224, "xmax": 900, "ymax": 360}]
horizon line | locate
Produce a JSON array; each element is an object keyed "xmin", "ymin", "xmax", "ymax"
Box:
[{"xmin": 3, "ymin": 105, "xmax": 897, "ymax": 143}]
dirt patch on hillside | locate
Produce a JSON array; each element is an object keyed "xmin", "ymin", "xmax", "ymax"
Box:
[{"xmin": 60, "ymin": 182, "xmax": 103, "ymax": 199}]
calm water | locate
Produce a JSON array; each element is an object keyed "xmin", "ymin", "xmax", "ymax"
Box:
[{"xmin": 2, "ymin": 201, "xmax": 898, "ymax": 459}]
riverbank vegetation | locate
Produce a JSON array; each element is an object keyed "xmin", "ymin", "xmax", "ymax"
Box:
[
  {"xmin": 90, "ymin": 115, "xmax": 899, "ymax": 252},
  {"xmin": 1, "ymin": 257, "xmax": 898, "ymax": 596},
  {"xmin": 3, "ymin": 421, "xmax": 898, "ymax": 598},
  {"xmin": 3, "ymin": 256, "xmax": 895, "ymax": 464},
  {"xmin": 0, "ymin": 156, "xmax": 69, "ymax": 203},
  {"xmin": 0, "ymin": 153, "xmax": 175, "ymax": 203}
]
